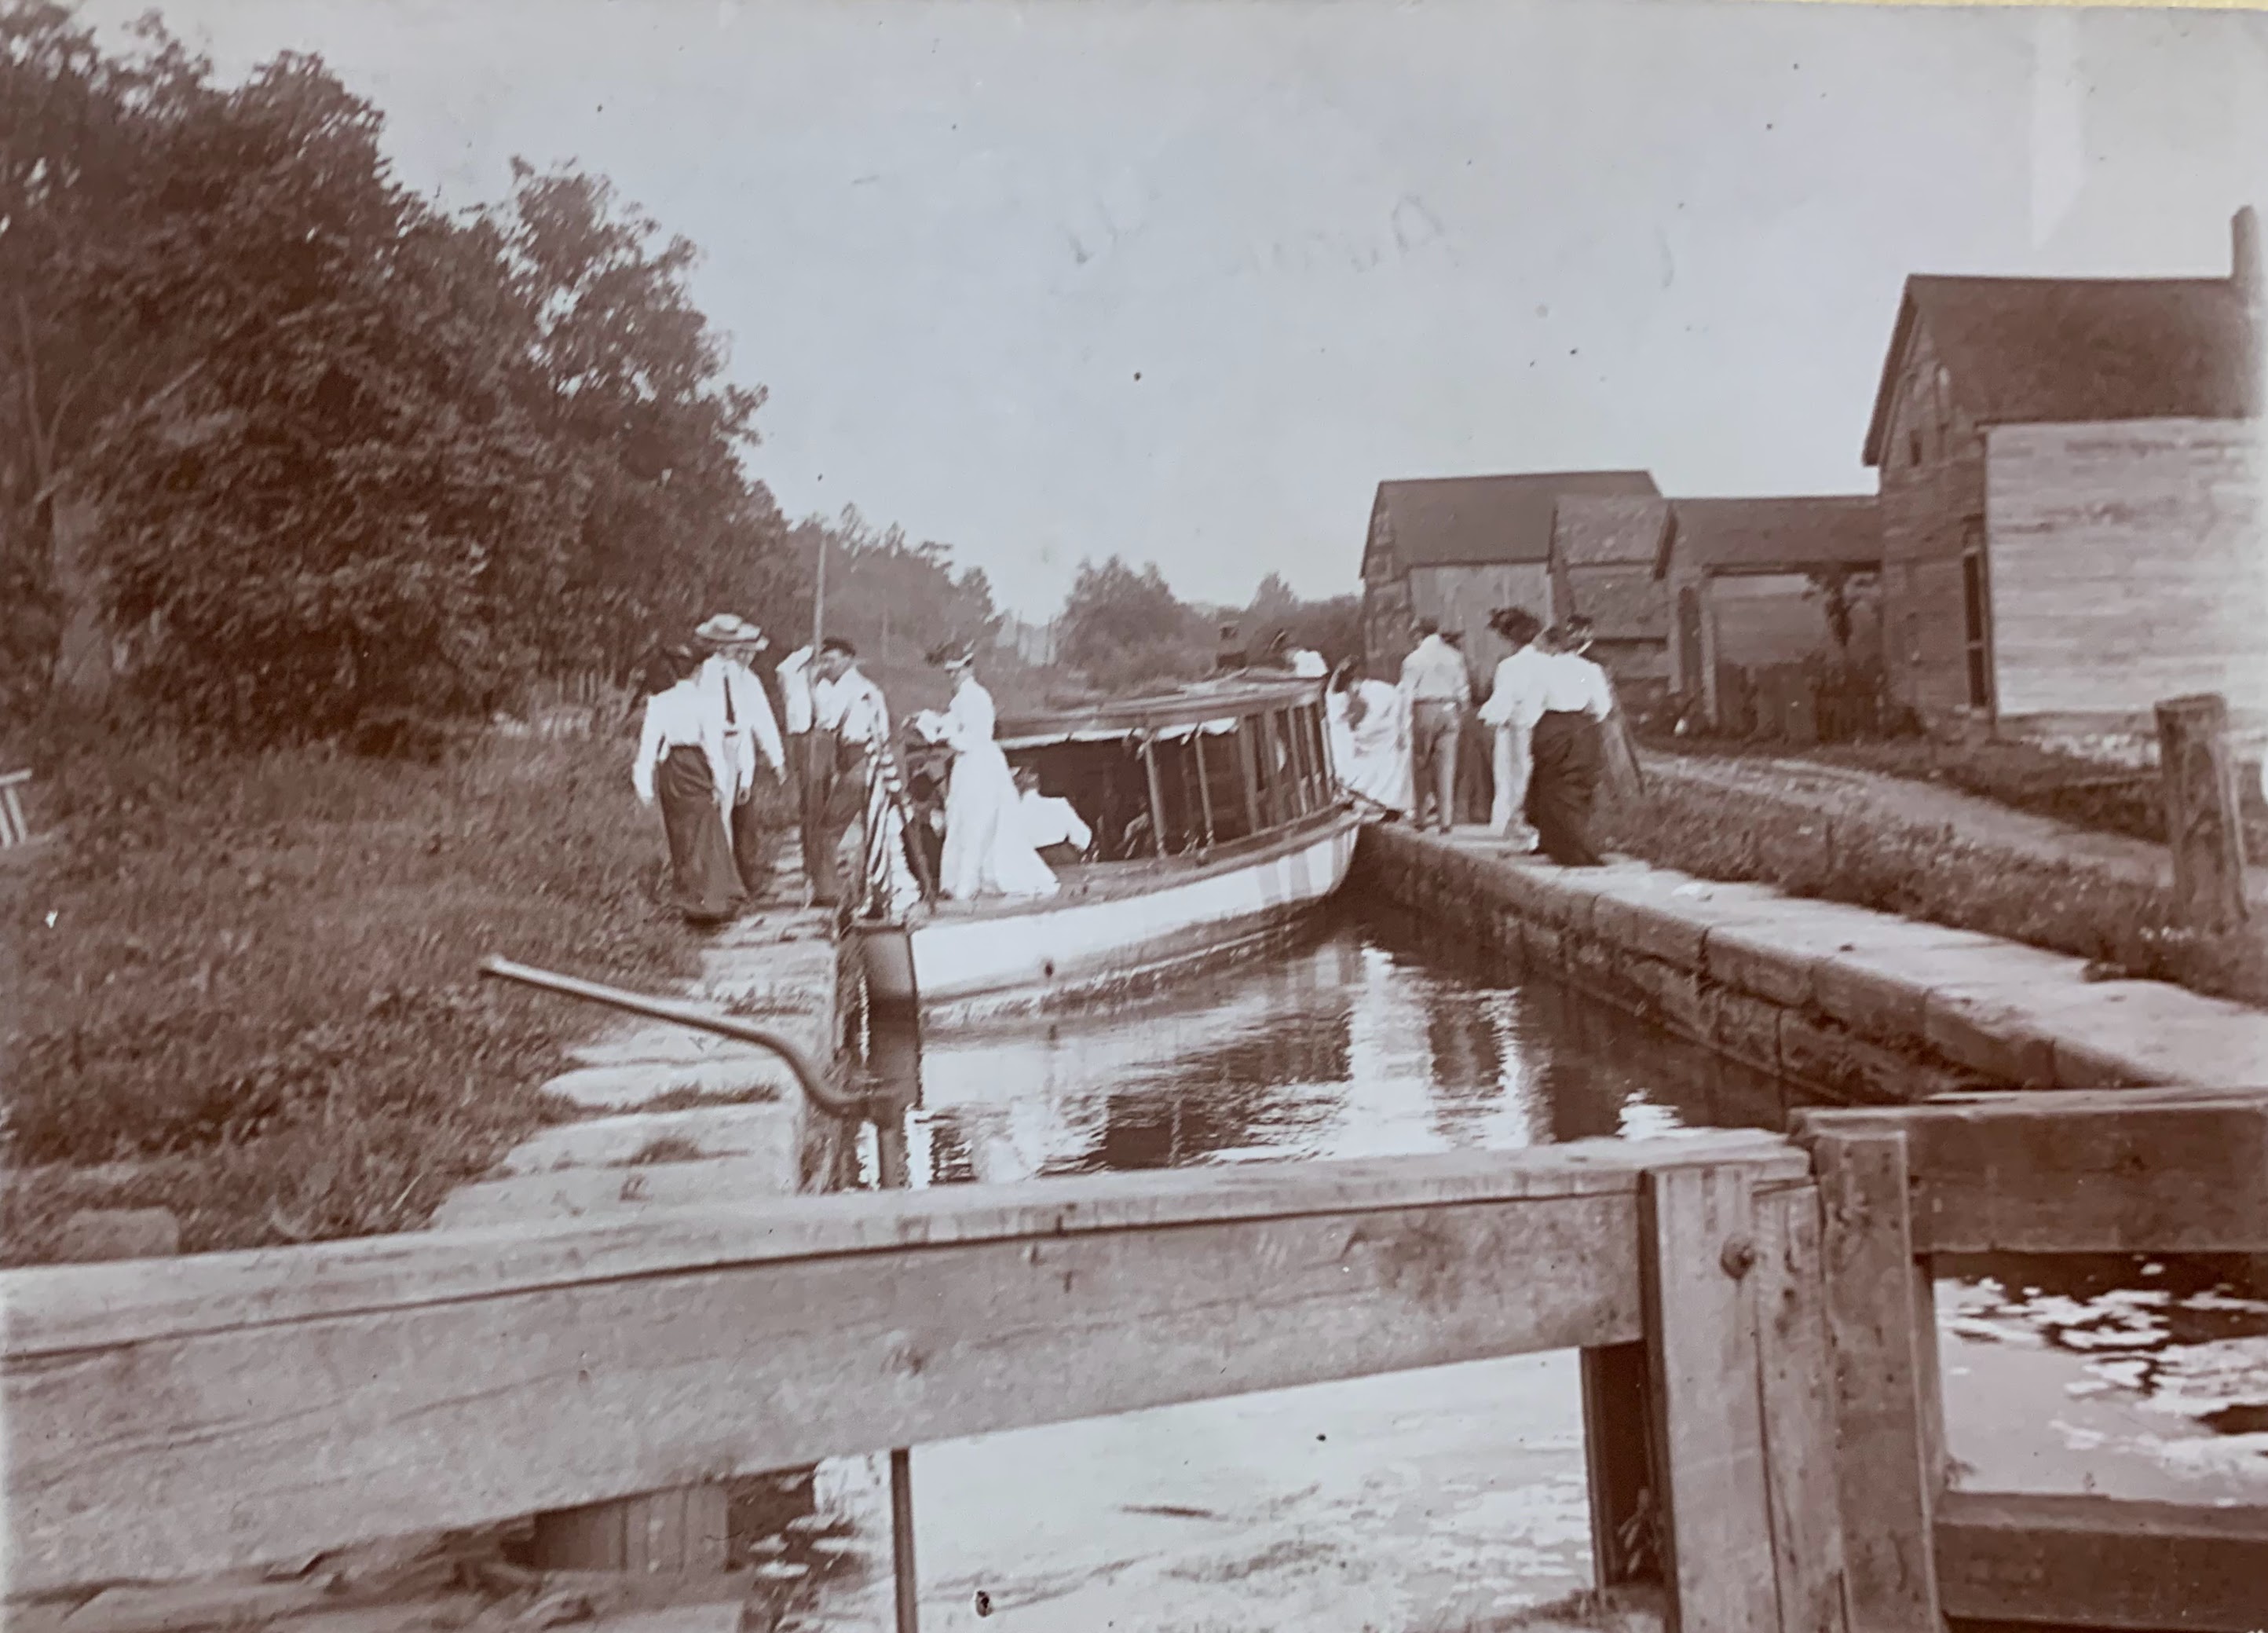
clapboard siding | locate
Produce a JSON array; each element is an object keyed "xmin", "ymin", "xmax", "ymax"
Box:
[
  {"xmin": 1987, "ymin": 419, "xmax": 2267, "ymax": 719},
  {"xmin": 1407, "ymin": 562, "xmax": 1551, "ymax": 673},
  {"xmin": 1875, "ymin": 319, "xmax": 1990, "ymax": 726}
]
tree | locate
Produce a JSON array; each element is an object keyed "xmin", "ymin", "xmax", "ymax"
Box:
[
  {"xmin": 1057, "ymin": 557, "xmax": 1212, "ymax": 690},
  {"xmin": 1, "ymin": 6, "xmax": 796, "ymax": 740}
]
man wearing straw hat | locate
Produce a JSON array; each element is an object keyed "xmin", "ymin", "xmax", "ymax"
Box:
[{"xmin": 694, "ymin": 613, "xmax": 785, "ymax": 899}]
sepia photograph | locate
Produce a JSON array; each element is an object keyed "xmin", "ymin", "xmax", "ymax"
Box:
[{"xmin": 4, "ymin": 0, "xmax": 2267, "ymax": 1628}]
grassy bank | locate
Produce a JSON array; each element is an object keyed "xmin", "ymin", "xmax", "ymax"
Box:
[
  {"xmin": 1655, "ymin": 733, "xmax": 2268, "ymax": 858},
  {"xmin": 2, "ymin": 724, "xmax": 784, "ymax": 1264},
  {"xmin": 1597, "ymin": 778, "xmax": 2268, "ymax": 1009}
]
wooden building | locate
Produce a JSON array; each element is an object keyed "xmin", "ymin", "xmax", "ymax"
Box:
[
  {"xmin": 1654, "ymin": 496, "xmax": 1883, "ymax": 730},
  {"xmin": 1549, "ymin": 494, "xmax": 1674, "ymax": 712},
  {"xmin": 1359, "ymin": 470, "xmax": 1659, "ymax": 679},
  {"xmin": 1863, "ymin": 207, "xmax": 2266, "ymax": 738}
]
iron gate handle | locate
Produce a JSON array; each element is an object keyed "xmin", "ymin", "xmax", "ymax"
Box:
[{"xmin": 477, "ymin": 955, "xmax": 866, "ymax": 1120}]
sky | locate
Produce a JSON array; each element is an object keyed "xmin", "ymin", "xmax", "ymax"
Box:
[{"xmin": 73, "ymin": 0, "xmax": 2268, "ymax": 616}]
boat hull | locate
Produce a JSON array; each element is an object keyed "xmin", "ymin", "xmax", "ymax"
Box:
[{"xmin": 856, "ymin": 807, "xmax": 1361, "ymax": 1019}]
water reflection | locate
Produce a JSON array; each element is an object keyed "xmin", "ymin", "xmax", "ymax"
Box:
[
  {"xmin": 811, "ymin": 909, "xmax": 2266, "ymax": 1631},
  {"xmin": 847, "ymin": 907, "xmax": 2268, "ymax": 1502},
  {"xmin": 862, "ymin": 910, "xmax": 1791, "ymax": 1188}
]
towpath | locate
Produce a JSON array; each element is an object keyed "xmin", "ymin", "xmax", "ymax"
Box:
[{"xmin": 1648, "ymin": 747, "xmax": 2268, "ymax": 908}]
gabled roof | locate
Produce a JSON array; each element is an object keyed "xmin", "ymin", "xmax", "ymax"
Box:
[
  {"xmin": 1552, "ymin": 494, "xmax": 1674, "ymax": 570},
  {"xmin": 1862, "ymin": 273, "xmax": 2259, "ymax": 466},
  {"xmin": 1657, "ymin": 496, "xmax": 1881, "ymax": 580},
  {"xmin": 1561, "ymin": 572, "xmax": 1669, "ymax": 642},
  {"xmin": 1365, "ymin": 470, "xmax": 1659, "ymax": 576}
]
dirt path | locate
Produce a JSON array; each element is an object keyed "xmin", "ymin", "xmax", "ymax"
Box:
[{"xmin": 1648, "ymin": 749, "xmax": 2268, "ymax": 908}]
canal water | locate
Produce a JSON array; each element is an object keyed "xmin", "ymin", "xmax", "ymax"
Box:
[{"xmin": 785, "ymin": 908, "xmax": 2268, "ymax": 1633}]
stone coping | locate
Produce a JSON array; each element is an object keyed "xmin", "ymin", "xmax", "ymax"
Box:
[{"xmin": 1356, "ymin": 825, "xmax": 2268, "ymax": 1095}]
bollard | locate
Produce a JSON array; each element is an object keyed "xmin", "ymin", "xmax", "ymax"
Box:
[{"xmin": 2155, "ymin": 693, "xmax": 2251, "ymax": 931}]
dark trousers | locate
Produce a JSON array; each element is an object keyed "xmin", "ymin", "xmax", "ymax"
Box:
[
  {"xmin": 1410, "ymin": 701, "xmax": 1461, "ymax": 831},
  {"xmin": 1526, "ymin": 711, "xmax": 1605, "ymax": 866},
  {"xmin": 729, "ymin": 783, "xmax": 771, "ymax": 899},
  {"xmin": 792, "ymin": 731, "xmax": 837, "ymax": 904},
  {"xmin": 657, "ymin": 747, "xmax": 742, "ymax": 922}
]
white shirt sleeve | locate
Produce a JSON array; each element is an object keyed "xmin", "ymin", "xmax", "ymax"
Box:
[
  {"xmin": 633, "ymin": 694, "xmax": 668, "ymax": 804},
  {"xmin": 777, "ymin": 647, "xmax": 814, "ymax": 734}
]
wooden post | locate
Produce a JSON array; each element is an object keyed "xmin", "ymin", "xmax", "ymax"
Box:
[
  {"xmin": 1804, "ymin": 1130, "xmax": 1943, "ymax": 1632},
  {"xmin": 2156, "ymin": 693, "xmax": 2250, "ymax": 930},
  {"xmin": 1191, "ymin": 734, "xmax": 1217, "ymax": 847},
  {"xmin": 1236, "ymin": 723, "xmax": 1263, "ymax": 837},
  {"xmin": 1638, "ymin": 1163, "xmax": 1778, "ymax": 1632},
  {"xmin": 1139, "ymin": 736, "xmax": 1169, "ymax": 856},
  {"xmin": 1750, "ymin": 1183, "xmax": 1849, "ymax": 1631}
]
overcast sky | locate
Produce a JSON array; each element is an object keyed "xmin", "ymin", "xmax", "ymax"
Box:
[{"xmin": 75, "ymin": 0, "xmax": 2268, "ymax": 615}]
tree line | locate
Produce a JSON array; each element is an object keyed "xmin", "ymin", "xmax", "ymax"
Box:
[
  {"xmin": 2, "ymin": 2, "xmax": 799, "ymax": 742},
  {"xmin": 0, "ymin": 2, "xmax": 1354, "ymax": 747}
]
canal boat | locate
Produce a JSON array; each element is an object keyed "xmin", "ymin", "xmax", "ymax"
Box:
[{"xmin": 854, "ymin": 673, "xmax": 1360, "ymax": 1018}]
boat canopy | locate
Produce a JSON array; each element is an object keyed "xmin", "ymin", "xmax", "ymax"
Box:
[{"xmin": 995, "ymin": 674, "xmax": 1326, "ymax": 752}]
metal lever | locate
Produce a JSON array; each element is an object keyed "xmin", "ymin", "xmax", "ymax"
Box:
[{"xmin": 476, "ymin": 954, "xmax": 865, "ymax": 1119}]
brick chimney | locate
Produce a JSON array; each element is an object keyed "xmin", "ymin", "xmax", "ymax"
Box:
[{"xmin": 2235, "ymin": 205, "xmax": 2263, "ymax": 302}]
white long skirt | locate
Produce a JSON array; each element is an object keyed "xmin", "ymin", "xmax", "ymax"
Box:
[{"xmin": 941, "ymin": 741, "xmax": 1060, "ymax": 900}]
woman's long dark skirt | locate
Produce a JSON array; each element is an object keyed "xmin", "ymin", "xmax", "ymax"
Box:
[
  {"xmin": 1525, "ymin": 710, "xmax": 1606, "ymax": 866},
  {"xmin": 658, "ymin": 746, "xmax": 743, "ymax": 923}
]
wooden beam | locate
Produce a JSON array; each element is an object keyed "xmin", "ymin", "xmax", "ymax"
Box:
[
  {"xmin": 4, "ymin": 1137, "xmax": 1805, "ymax": 1595},
  {"xmin": 1936, "ymin": 1490, "xmax": 2268, "ymax": 1632},
  {"xmin": 1794, "ymin": 1092, "xmax": 2268, "ymax": 1254},
  {"xmin": 1750, "ymin": 1184, "xmax": 1848, "ymax": 1633},
  {"xmin": 1803, "ymin": 1130, "xmax": 1942, "ymax": 1633},
  {"xmin": 1638, "ymin": 1163, "xmax": 1777, "ymax": 1632}
]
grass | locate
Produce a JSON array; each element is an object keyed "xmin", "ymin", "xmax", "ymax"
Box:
[
  {"xmin": 2, "ymin": 721, "xmax": 787, "ymax": 1264},
  {"xmin": 1597, "ymin": 778, "xmax": 2268, "ymax": 1009},
  {"xmin": 1655, "ymin": 731, "xmax": 2268, "ymax": 859}
]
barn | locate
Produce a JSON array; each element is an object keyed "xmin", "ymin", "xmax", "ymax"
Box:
[
  {"xmin": 1654, "ymin": 496, "xmax": 1884, "ymax": 732},
  {"xmin": 1863, "ymin": 207, "xmax": 2266, "ymax": 741},
  {"xmin": 1359, "ymin": 470, "xmax": 1660, "ymax": 679},
  {"xmin": 1549, "ymin": 494, "xmax": 1674, "ymax": 715}
]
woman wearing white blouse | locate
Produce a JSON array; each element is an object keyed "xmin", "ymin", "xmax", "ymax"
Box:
[
  {"xmin": 1524, "ymin": 626, "xmax": 1616, "ymax": 867},
  {"xmin": 633, "ymin": 646, "xmax": 742, "ymax": 923},
  {"xmin": 929, "ymin": 648, "xmax": 1060, "ymax": 900}
]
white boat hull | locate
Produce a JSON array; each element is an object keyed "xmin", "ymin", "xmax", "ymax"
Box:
[{"xmin": 858, "ymin": 809, "xmax": 1361, "ymax": 1018}]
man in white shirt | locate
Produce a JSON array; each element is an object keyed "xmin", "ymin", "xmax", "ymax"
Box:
[
  {"xmin": 774, "ymin": 643, "xmax": 831, "ymax": 906},
  {"xmin": 1397, "ymin": 619, "xmax": 1471, "ymax": 833},
  {"xmin": 1477, "ymin": 606, "xmax": 1549, "ymax": 851},
  {"xmin": 809, "ymin": 637, "xmax": 902, "ymax": 911},
  {"xmin": 632, "ymin": 645, "xmax": 742, "ymax": 923},
  {"xmin": 694, "ymin": 614, "xmax": 786, "ymax": 899},
  {"xmin": 1013, "ymin": 765, "xmax": 1094, "ymax": 862},
  {"xmin": 1526, "ymin": 624, "xmax": 1616, "ymax": 866}
]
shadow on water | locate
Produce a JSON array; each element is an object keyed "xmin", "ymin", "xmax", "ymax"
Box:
[{"xmin": 796, "ymin": 903, "xmax": 2266, "ymax": 1631}]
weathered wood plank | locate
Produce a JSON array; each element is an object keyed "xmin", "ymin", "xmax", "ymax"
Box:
[
  {"xmin": 1793, "ymin": 1093, "xmax": 2268, "ymax": 1253},
  {"xmin": 2, "ymin": 1133, "xmax": 1808, "ymax": 1357},
  {"xmin": 1639, "ymin": 1164, "xmax": 1776, "ymax": 1633},
  {"xmin": 9, "ymin": 1184, "xmax": 1670, "ymax": 1595},
  {"xmin": 1805, "ymin": 1130, "xmax": 1941, "ymax": 1633},
  {"xmin": 1750, "ymin": 1184, "xmax": 1847, "ymax": 1633},
  {"xmin": 1935, "ymin": 1490, "xmax": 2268, "ymax": 1631}
]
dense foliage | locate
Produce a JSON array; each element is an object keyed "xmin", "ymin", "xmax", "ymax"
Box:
[{"xmin": 0, "ymin": 2, "xmax": 792, "ymax": 741}]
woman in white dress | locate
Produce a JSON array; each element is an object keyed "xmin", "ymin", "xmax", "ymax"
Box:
[
  {"xmin": 1333, "ymin": 660, "xmax": 1413, "ymax": 815},
  {"xmin": 930, "ymin": 647, "xmax": 1060, "ymax": 901}
]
